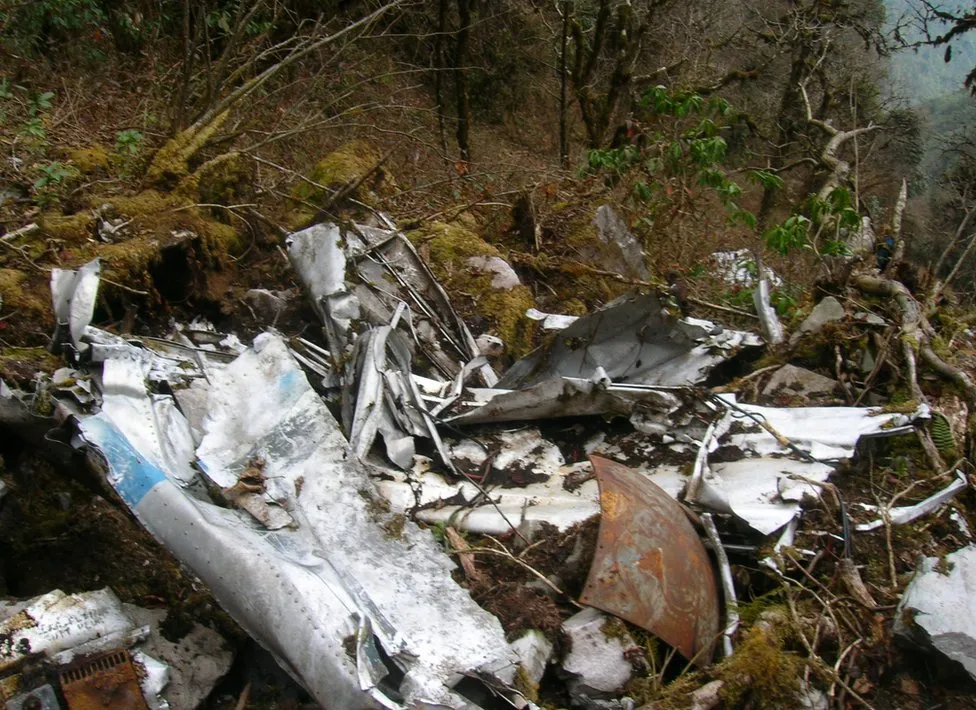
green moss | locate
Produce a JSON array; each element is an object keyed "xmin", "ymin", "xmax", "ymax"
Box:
[
  {"xmin": 715, "ymin": 626, "xmax": 803, "ymax": 708},
  {"xmin": 0, "ymin": 347, "xmax": 61, "ymax": 384},
  {"xmin": 291, "ymin": 140, "xmax": 391, "ymax": 208},
  {"xmin": 407, "ymin": 221, "xmax": 537, "ymax": 357},
  {"xmin": 176, "ymin": 151, "xmax": 251, "ymax": 208},
  {"xmin": 625, "ymin": 672, "xmax": 703, "ymax": 710},
  {"xmin": 98, "ymin": 235, "xmax": 167, "ymax": 280},
  {"xmin": 735, "ymin": 592, "xmax": 787, "ymax": 627},
  {"xmin": 68, "ymin": 145, "xmax": 110, "ymax": 174},
  {"xmin": 0, "ymin": 269, "xmax": 49, "ymax": 319},
  {"xmin": 599, "ymin": 616, "xmax": 630, "ymax": 641},
  {"xmin": 93, "ymin": 189, "xmax": 178, "ymax": 216},
  {"xmin": 38, "ymin": 212, "xmax": 94, "ymax": 243},
  {"xmin": 382, "ymin": 513, "xmax": 406, "ymax": 540},
  {"xmin": 514, "ymin": 664, "xmax": 539, "ymax": 703},
  {"xmin": 145, "ymin": 110, "xmax": 231, "ymax": 187}
]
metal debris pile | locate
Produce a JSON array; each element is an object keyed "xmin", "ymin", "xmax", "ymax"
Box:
[{"xmin": 1, "ymin": 215, "xmax": 973, "ymax": 710}]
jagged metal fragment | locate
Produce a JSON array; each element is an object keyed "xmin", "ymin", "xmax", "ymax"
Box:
[
  {"xmin": 496, "ymin": 293, "xmax": 760, "ymax": 390},
  {"xmin": 581, "ymin": 455, "xmax": 720, "ymax": 664},
  {"xmin": 51, "ymin": 258, "xmax": 101, "ymax": 352},
  {"xmin": 895, "ymin": 545, "xmax": 976, "ymax": 681},
  {"xmin": 76, "ymin": 333, "xmax": 518, "ymax": 709}
]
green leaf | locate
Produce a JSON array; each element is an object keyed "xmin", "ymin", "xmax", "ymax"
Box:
[
  {"xmin": 745, "ymin": 169, "xmax": 784, "ymax": 190},
  {"xmin": 730, "ymin": 209, "xmax": 758, "ymax": 229},
  {"xmin": 633, "ymin": 180, "xmax": 652, "ymax": 202}
]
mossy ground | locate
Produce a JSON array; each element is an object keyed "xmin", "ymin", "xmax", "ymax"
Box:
[
  {"xmin": 287, "ymin": 140, "xmax": 393, "ymax": 227},
  {"xmin": 408, "ymin": 220, "xmax": 537, "ymax": 358}
]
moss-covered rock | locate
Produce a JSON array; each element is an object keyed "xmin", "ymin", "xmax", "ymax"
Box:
[
  {"xmin": 288, "ymin": 141, "xmax": 394, "ymax": 226},
  {"xmin": 0, "ymin": 346, "xmax": 61, "ymax": 385},
  {"xmin": 38, "ymin": 211, "xmax": 94, "ymax": 244},
  {"xmin": 145, "ymin": 111, "xmax": 231, "ymax": 187},
  {"xmin": 68, "ymin": 145, "xmax": 110, "ymax": 174},
  {"xmin": 0, "ymin": 268, "xmax": 51, "ymax": 327},
  {"xmin": 407, "ymin": 221, "xmax": 536, "ymax": 358},
  {"xmin": 177, "ymin": 151, "xmax": 252, "ymax": 210},
  {"xmin": 714, "ymin": 625, "xmax": 803, "ymax": 708}
]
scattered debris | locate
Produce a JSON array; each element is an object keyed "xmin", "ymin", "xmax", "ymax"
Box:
[
  {"xmin": 122, "ymin": 605, "xmax": 234, "ymax": 710},
  {"xmin": 895, "ymin": 545, "xmax": 976, "ymax": 680},
  {"xmin": 0, "ymin": 588, "xmax": 187, "ymax": 710},
  {"xmin": 4, "ymin": 194, "xmax": 976, "ymax": 710},
  {"xmin": 711, "ymin": 249, "xmax": 781, "ymax": 287},
  {"xmin": 855, "ymin": 470, "xmax": 968, "ymax": 531},
  {"xmin": 790, "ymin": 296, "xmax": 845, "ymax": 343},
  {"xmin": 560, "ymin": 607, "xmax": 636, "ymax": 700},
  {"xmin": 762, "ymin": 364, "xmax": 840, "ymax": 401},
  {"xmin": 581, "ymin": 456, "xmax": 719, "ymax": 663}
]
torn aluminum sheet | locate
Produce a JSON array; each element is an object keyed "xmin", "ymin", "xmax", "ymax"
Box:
[
  {"xmin": 855, "ymin": 471, "xmax": 968, "ymax": 531},
  {"xmin": 287, "ymin": 220, "xmax": 494, "ymax": 386},
  {"xmin": 122, "ymin": 604, "xmax": 234, "ymax": 710},
  {"xmin": 710, "ymin": 249, "xmax": 781, "ymax": 287},
  {"xmin": 288, "ymin": 220, "xmax": 497, "ymax": 468},
  {"xmin": 525, "ymin": 308, "xmax": 578, "ymax": 331},
  {"xmin": 341, "ymin": 319, "xmax": 448, "ymax": 471},
  {"xmin": 593, "ymin": 204, "xmax": 650, "ymax": 281},
  {"xmin": 77, "ymin": 332, "xmax": 519, "ymax": 709},
  {"xmin": 895, "ymin": 544, "xmax": 976, "ymax": 680},
  {"xmin": 51, "ymin": 257, "xmax": 100, "ymax": 352},
  {"xmin": 496, "ymin": 293, "xmax": 761, "ymax": 390},
  {"xmin": 687, "ymin": 395, "xmax": 921, "ymax": 535},
  {"xmin": 753, "ymin": 272, "xmax": 784, "ymax": 346},
  {"xmin": 0, "ymin": 588, "xmax": 168, "ymax": 710},
  {"xmin": 581, "ymin": 456, "xmax": 719, "ymax": 664},
  {"xmin": 374, "ymin": 428, "xmax": 601, "ymax": 536},
  {"xmin": 446, "ymin": 374, "xmax": 684, "ymax": 425}
]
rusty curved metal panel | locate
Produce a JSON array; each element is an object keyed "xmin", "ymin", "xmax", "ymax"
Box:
[{"xmin": 581, "ymin": 455, "xmax": 720, "ymax": 664}]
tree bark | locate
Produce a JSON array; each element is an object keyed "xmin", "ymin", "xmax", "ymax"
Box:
[
  {"xmin": 454, "ymin": 0, "xmax": 472, "ymax": 163},
  {"xmin": 559, "ymin": 0, "xmax": 571, "ymax": 169},
  {"xmin": 433, "ymin": 0, "xmax": 449, "ymax": 158}
]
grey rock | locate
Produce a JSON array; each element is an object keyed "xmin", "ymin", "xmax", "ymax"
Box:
[
  {"xmin": 561, "ymin": 607, "xmax": 634, "ymax": 699},
  {"xmin": 466, "ymin": 255, "xmax": 521, "ymax": 290},
  {"xmin": 854, "ymin": 311, "xmax": 887, "ymax": 327},
  {"xmin": 124, "ymin": 604, "xmax": 234, "ymax": 710},
  {"xmin": 859, "ymin": 347, "xmax": 876, "ymax": 375},
  {"xmin": 690, "ymin": 680, "xmax": 724, "ymax": 710},
  {"xmin": 790, "ymin": 297, "xmax": 845, "ymax": 344},
  {"xmin": 593, "ymin": 205, "xmax": 649, "ymax": 281},
  {"xmin": 894, "ymin": 545, "xmax": 976, "ymax": 680},
  {"xmin": 244, "ymin": 288, "xmax": 292, "ymax": 324},
  {"xmin": 511, "ymin": 630, "xmax": 553, "ymax": 688},
  {"xmin": 762, "ymin": 365, "xmax": 839, "ymax": 398}
]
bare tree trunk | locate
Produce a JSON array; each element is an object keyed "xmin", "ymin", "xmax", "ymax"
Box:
[
  {"xmin": 148, "ymin": 1, "xmax": 404, "ymax": 185},
  {"xmin": 454, "ymin": 0, "xmax": 472, "ymax": 163},
  {"xmin": 559, "ymin": 0, "xmax": 571, "ymax": 169},
  {"xmin": 569, "ymin": 0, "xmax": 611, "ymax": 148},
  {"xmin": 433, "ymin": 0, "xmax": 449, "ymax": 158},
  {"xmin": 885, "ymin": 178, "xmax": 908, "ymax": 274},
  {"xmin": 853, "ymin": 273, "xmax": 976, "ymax": 408},
  {"xmin": 757, "ymin": 46, "xmax": 811, "ymax": 228},
  {"xmin": 176, "ymin": 0, "xmax": 194, "ymax": 131},
  {"xmin": 933, "ymin": 201, "xmax": 976, "ymax": 276},
  {"xmin": 798, "ymin": 81, "xmax": 879, "ymax": 203}
]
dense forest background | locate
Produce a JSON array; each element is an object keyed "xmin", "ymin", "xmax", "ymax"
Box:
[
  {"xmin": 2, "ymin": 0, "xmax": 976, "ymax": 333},
  {"xmin": 6, "ymin": 4, "xmax": 976, "ymax": 709}
]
